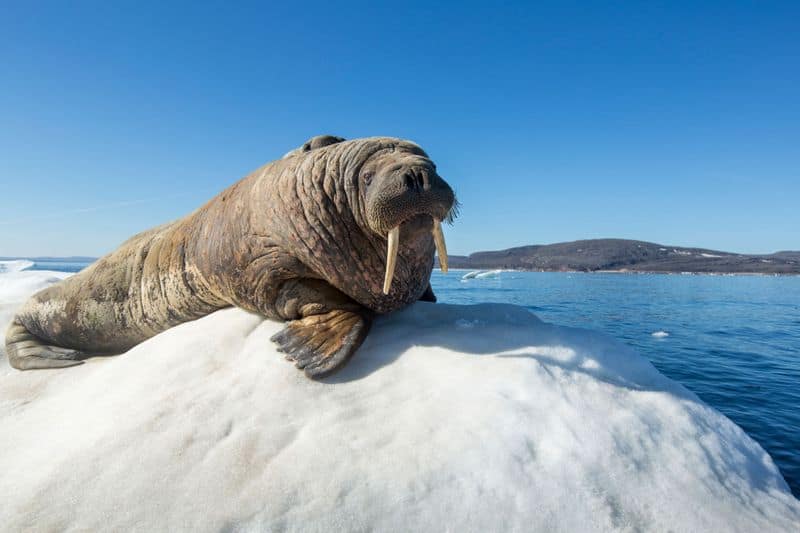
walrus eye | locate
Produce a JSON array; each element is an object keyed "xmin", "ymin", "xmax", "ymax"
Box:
[{"xmin": 363, "ymin": 171, "xmax": 373, "ymax": 185}]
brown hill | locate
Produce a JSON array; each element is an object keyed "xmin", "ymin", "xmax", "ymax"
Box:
[{"xmin": 443, "ymin": 239, "xmax": 800, "ymax": 274}]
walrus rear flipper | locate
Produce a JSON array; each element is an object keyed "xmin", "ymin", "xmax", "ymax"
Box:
[
  {"xmin": 271, "ymin": 309, "xmax": 371, "ymax": 380},
  {"xmin": 4, "ymin": 317, "xmax": 84, "ymax": 370}
]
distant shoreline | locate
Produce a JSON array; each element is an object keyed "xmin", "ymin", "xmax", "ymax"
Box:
[{"xmin": 441, "ymin": 238, "xmax": 800, "ymax": 275}]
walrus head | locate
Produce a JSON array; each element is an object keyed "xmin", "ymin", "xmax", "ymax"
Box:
[
  {"xmin": 250, "ymin": 136, "xmax": 458, "ymax": 378},
  {"xmin": 272, "ymin": 136, "xmax": 457, "ymax": 312},
  {"xmin": 357, "ymin": 141, "xmax": 457, "ymax": 293}
]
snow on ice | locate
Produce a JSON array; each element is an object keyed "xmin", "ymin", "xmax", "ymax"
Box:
[{"xmin": 1, "ymin": 268, "xmax": 798, "ymax": 532}]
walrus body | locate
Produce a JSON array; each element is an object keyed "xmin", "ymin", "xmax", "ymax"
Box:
[{"xmin": 5, "ymin": 136, "xmax": 456, "ymax": 378}]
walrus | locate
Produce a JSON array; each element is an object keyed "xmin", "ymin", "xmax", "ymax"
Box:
[{"xmin": 5, "ymin": 135, "xmax": 456, "ymax": 378}]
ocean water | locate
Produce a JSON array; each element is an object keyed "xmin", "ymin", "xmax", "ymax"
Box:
[
  {"xmin": 11, "ymin": 260, "xmax": 800, "ymax": 496},
  {"xmin": 432, "ymin": 269, "xmax": 800, "ymax": 497},
  {"xmin": 27, "ymin": 260, "xmax": 90, "ymax": 273}
]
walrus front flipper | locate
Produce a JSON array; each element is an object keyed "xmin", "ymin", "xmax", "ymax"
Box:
[
  {"xmin": 271, "ymin": 309, "xmax": 371, "ymax": 379},
  {"xmin": 4, "ymin": 317, "xmax": 84, "ymax": 370}
]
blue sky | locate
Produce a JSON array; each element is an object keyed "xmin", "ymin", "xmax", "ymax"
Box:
[{"xmin": 1, "ymin": 1, "xmax": 798, "ymax": 257}]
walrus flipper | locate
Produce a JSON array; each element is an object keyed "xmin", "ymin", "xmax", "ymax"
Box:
[
  {"xmin": 271, "ymin": 309, "xmax": 371, "ymax": 379},
  {"xmin": 4, "ymin": 318, "xmax": 84, "ymax": 370}
]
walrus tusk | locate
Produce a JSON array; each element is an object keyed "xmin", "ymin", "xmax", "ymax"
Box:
[
  {"xmin": 383, "ymin": 226, "xmax": 400, "ymax": 294},
  {"xmin": 432, "ymin": 219, "xmax": 448, "ymax": 273}
]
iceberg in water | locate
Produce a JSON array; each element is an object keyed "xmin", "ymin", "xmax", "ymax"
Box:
[
  {"xmin": 0, "ymin": 259, "xmax": 34, "ymax": 274},
  {"xmin": 474, "ymin": 268, "xmax": 503, "ymax": 279},
  {"xmin": 461, "ymin": 269, "xmax": 504, "ymax": 281},
  {"xmin": 0, "ymin": 263, "xmax": 71, "ymax": 328},
  {"xmin": 1, "ymin": 271, "xmax": 798, "ymax": 532}
]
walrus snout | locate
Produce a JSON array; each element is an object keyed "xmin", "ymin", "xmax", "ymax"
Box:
[{"xmin": 365, "ymin": 164, "xmax": 456, "ymax": 236}]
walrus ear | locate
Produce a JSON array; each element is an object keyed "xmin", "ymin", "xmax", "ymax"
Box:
[
  {"xmin": 282, "ymin": 135, "xmax": 346, "ymax": 159},
  {"xmin": 271, "ymin": 309, "xmax": 371, "ymax": 379},
  {"xmin": 300, "ymin": 135, "xmax": 346, "ymax": 152}
]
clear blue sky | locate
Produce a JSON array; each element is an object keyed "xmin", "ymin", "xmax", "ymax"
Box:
[{"xmin": 1, "ymin": 1, "xmax": 798, "ymax": 257}]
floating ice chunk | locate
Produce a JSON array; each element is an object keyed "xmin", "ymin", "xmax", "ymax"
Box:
[
  {"xmin": 461, "ymin": 270, "xmax": 481, "ymax": 280},
  {"xmin": 462, "ymin": 269, "xmax": 504, "ymax": 280},
  {"xmin": 0, "ymin": 269, "xmax": 70, "ymax": 305},
  {"xmin": 651, "ymin": 330, "xmax": 670, "ymax": 338},
  {"xmin": 0, "ymin": 260, "xmax": 34, "ymax": 274},
  {"xmin": 0, "ymin": 269, "xmax": 72, "ymax": 331}
]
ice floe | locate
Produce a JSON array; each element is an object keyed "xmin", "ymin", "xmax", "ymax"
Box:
[
  {"xmin": 1, "ymin": 270, "xmax": 798, "ymax": 532},
  {"xmin": 0, "ymin": 259, "xmax": 34, "ymax": 274},
  {"xmin": 462, "ymin": 269, "xmax": 504, "ymax": 281}
]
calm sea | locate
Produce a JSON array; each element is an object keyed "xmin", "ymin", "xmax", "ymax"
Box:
[
  {"xmin": 24, "ymin": 260, "xmax": 800, "ymax": 496},
  {"xmin": 27, "ymin": 260, "xmax": 90, "ymax": 273}
]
